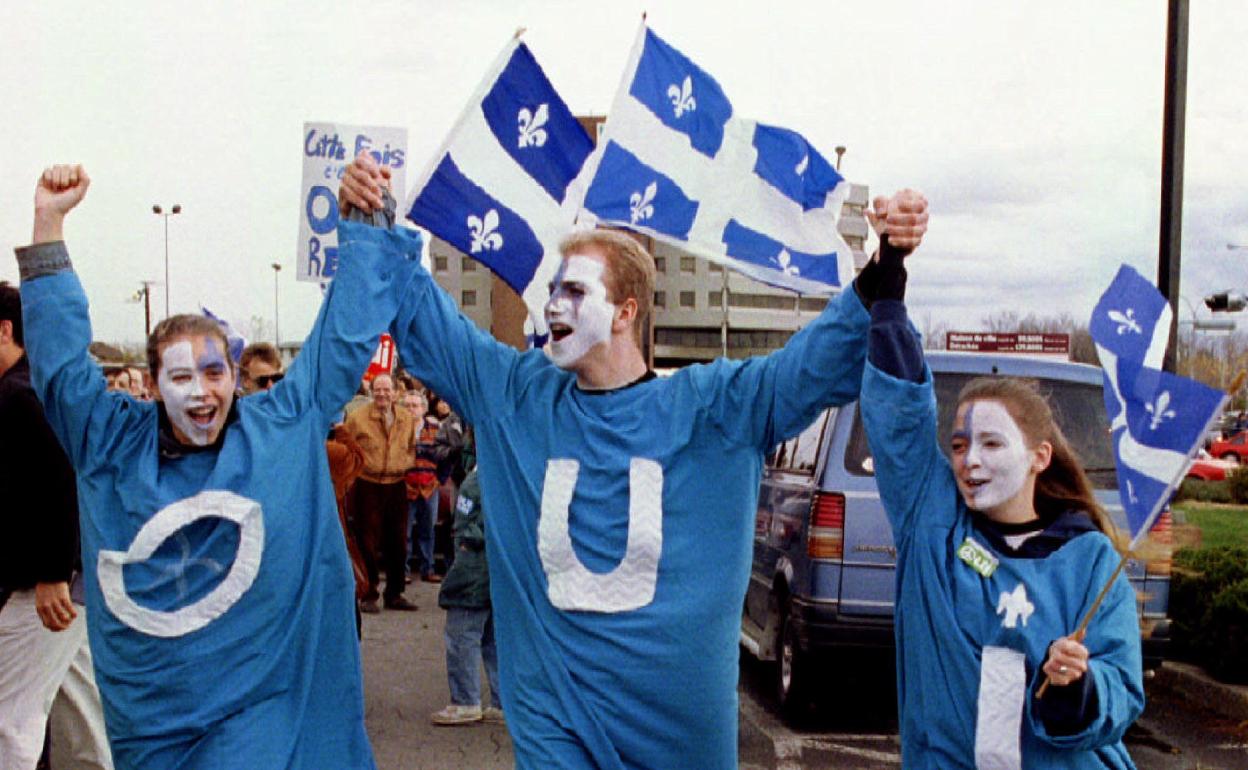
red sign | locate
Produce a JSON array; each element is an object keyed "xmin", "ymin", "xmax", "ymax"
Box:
[
  {"xmin": 363, "ymin": 333, "xmax": 396, "ymax": 380},
  {"xmin": 946, "ymin": 331, "xmax": 1070, "ymax": 356}
]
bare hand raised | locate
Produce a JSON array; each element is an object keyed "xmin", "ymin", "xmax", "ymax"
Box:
[
  {"xmin": 866, "ymin": 188, "xmax": 929, "ymax": 254},
  {"xmin": 33, "ymin": 164, "xmax": 90, "ymax": 243},
  {"xmin": 338, "ymin": 151, "xmax": 393, "ymax": 216},
  {"xmin": 1042, "ymin": 632, "xmax": 1090, "ymax": 687}
]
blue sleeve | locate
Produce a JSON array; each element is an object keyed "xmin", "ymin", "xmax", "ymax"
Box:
[
  {"xmin": 685, "ymin": 284, "xmax": 871, "ymax": 452},
  {"xmin": 256, "ymin": 221, "xmax": 421, "ymax": 426},
  {"xmin": 387, "ymin": 255, "xmax": 526, "ymax": 429},
  {"xmin": 858, "ymin": 357, "xmax": 959, "ymax": 539},
  {"xmin": 18, "ymin": 242, "xmax": 152, "ymax": 474},
  {"xmin": 1026, "ymin": 547, "xmax": 1145, "ymax": 750},
  {"xmin": 869, "ymin": 300, "xmax": 925, "ymax": 384}
]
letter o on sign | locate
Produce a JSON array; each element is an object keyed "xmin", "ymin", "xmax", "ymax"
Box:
[{"xmin": 306, "ymin": 185, "xmax": 339, "ymax": 236}]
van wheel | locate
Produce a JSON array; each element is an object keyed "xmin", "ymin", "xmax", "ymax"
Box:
[{"xmin": 775, "ymin": 606, "xmax": 810, "ymax": 719}]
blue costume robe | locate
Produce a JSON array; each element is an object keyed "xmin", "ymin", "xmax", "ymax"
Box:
[
  {"xmin": 18, "ymin": 224, "xmax": 418, "ymax": 769},
  {"xmin": 860, "ymin": 301, "xmax": 1144, "ymax": 769},
  {"xmin": 378, "ymin": 226, "xmax": 870, "ymax": 768}
]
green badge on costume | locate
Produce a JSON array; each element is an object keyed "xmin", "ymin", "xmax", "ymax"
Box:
[{"xmin": 957, "ymin": 536, "xmax": 999, "ymax": 578}]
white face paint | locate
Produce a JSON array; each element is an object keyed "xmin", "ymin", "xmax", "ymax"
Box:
[
  {"xmin": 951, "ymin": 400, "xmax": 1034, "ymax": 513},
  {"xmin": 157, "ymin": 338, "xmax": 234, "ymax": 446},
  {"xmin": 543, "ymin": 255, "xmax": 617, "ymax": 370}
]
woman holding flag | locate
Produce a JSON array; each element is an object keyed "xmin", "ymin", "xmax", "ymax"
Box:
[{"xmin": 855, "ymin": 220, "xmax": 1144, "ymax": 768}]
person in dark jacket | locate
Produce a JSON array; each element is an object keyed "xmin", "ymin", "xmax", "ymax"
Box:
[
  {"xmin": 0, "ymin": 280, "xmax": 112, "ymax": 769},
  {"xmin": 430, "ymin": 468, "xmax": 502, "ymax": 726}
]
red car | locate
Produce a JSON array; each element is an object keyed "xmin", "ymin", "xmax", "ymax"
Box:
[
  {"xmin": 1186, "ymin": 449, "xmax": 1237, "ymax": 482},
  {"xmin": 1209, "ymin": 430, "xmax": 1248, "ymax": 465}
]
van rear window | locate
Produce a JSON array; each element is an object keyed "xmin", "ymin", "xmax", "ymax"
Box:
[{"xmin": 845, "ymin": 373, "xmax": 1118, "ymax": 490}]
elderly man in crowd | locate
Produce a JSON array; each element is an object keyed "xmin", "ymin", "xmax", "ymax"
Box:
[{"xmin": 345, "ymin": 372, "xmax": 418, "ymax": 613}]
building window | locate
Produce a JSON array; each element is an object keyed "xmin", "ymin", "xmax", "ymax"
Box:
[
  {"xmin": 654, "ymin": 291, "xmax": 666, "ymax": 309},
  {"xmin": 679, "ymin": 291, "xmax": 696, "ymax": 308},
  {"xmin": 434, "ymin": 256, "xmax": 448, "ymax": 273},
  {"xmin": 655, "ymin": 257, "xmax": 666, "ymax": 274},
  {"xmin": 462, "ymin": 290, "xmax": 477, "ymax": 307},
  {"xmin": 708, "ymin": 290, "xmax": 723, "ymax": 308},
  {"xmin": 680, "ymin": 256, "xmax": 696, "ymax": 274},
  {"xmin": 709, "ymin": 262, "xmax": 723, "ymax": 273},
  {"xmin": 461, "ymin": 257, "xmax": 477, "ymax": 272},
  {"xmin": 799, "ymin": 297, "xmax": 828, "ymax": 312}
]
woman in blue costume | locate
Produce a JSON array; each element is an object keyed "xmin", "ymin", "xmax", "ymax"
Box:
[
  {"xmin": 857, "ymin": 232, "xmax": 1144, "ymax": 768},
  {"xmin": 15, "ymin": 161, "xmax": 418, "ymax": 769}
]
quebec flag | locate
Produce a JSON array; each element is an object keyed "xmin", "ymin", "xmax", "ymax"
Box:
[
  {"xmin": 1090, "ymin": 265, "xmax": 1227, "ymax": 547},
  {"xmin": 572, "ymin": 25, "xmax": 855, "ymax": 294},
  {"xmin": 405, "ymin": 36, "xmax": 593, "ymax": 342}
]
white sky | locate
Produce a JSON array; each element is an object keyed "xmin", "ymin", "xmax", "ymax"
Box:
[{"xmin": 2, "ymin": 0, "xmax": 1245, "ymax": 345}]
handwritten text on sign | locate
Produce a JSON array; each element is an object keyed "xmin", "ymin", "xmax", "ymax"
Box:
[{"xmin": 297, "ymin": 122, "xmax": 407, "ymax": 283}]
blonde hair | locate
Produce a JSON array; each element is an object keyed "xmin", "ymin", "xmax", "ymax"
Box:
[{"xmin": 558, "ymin": 229, "xmax": 656, "ymax": 341}]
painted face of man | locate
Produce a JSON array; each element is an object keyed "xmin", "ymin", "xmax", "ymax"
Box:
[
  {"xmin": 544, "ymin": 254, "xmax": 617, "ymax": 370},
  {"xmin": 156, "ymin": 335, "xmax": 236, "ymax": 446},
  {"xmin": 950, "ymin": 400, "xmax": 1035, "ymax": 513}
]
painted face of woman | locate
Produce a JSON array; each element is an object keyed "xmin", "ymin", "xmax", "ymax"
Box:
[
  {"xmin": 950, "ymin": 400, "xmax": 1034, "ymax": 513},
  {"xmin": 543, "ymin": 255, "xmax": 617, "ymax": 370},
  {"xmin": 156, "ymin": 336, "xmax": 236, "ymax": 446}
]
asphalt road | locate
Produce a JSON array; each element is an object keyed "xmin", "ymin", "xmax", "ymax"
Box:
[{"xmin": 361, "ymin": 581, "xmax": 1248, "ymax": 769}]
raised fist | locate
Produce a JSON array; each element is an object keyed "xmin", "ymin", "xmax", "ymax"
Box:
[
  {"xmin": 866, "ymin": 188, "xmax": 928, "ymax": 253},
  {"xmin": 35, "ymin": 164, "xmax": 90, "ymax": 218}
]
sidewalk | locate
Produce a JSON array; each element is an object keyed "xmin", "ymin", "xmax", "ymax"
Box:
[
  {"xmin": 361, "ymin": 580, "xmax": 513, "ymax": 770},
  {"xmin": 1149, "ymin": 661, "xmax": 1248, "ymax": 722}
]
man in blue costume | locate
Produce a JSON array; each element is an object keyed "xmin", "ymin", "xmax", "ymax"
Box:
[
  {"xmin": 15, "ymin": 161, "xmax": 419, "ymax": 769},
  {"xmin": 340, "ymin": 155, "xmax": 928, "ymax": 768}
]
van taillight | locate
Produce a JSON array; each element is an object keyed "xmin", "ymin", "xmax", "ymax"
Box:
[
  {"xmin": 807, "ymin": 492, "xmax": 845, "ymax": 560},
  {"xmin": 1145, "ymin": 509, "xmax": 1173, "ymax": 577}
]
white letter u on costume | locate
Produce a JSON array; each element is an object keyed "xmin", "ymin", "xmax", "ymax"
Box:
[{"xmin": 538, "ymin": 458, "xmax": 663, "ymax": 613}]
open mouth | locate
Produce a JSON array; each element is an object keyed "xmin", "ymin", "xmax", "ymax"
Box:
[
  {"xmin": 549, "ymin": 323, "xmax": 573, "ymax": 343},
  {"xmin": 187, "ymin": 404, "xmax": 217, "ymax": 428},
  {"xmin": 964, "ymin": 478, "xmax": 989, "ymax": 492}
]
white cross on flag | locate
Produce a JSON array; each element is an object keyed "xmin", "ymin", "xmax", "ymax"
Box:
[
  {"xmin": 571, "ymin": 24, "xmax": 856, "ymax": 294},
  {"xmin": 1090, "ymin": 265, "xmax": 1227, "ymax": 547}
]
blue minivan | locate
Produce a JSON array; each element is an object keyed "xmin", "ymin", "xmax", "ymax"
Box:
[{"xmin": 740, "ymin": 351, "xmax": 1172, "ymax": 715}]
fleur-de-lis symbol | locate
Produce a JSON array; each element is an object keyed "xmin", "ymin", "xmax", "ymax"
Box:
[
  {"xmin": 771, "ymin": 248, "xmax": 800, "ymax": 277},
  {"xmin": 666, "ymin": 75, "xmax": 696, "ymax": 118},
  {"xmin": 996, "ymin": 583, "xmax": 1035, "ymax": 629},
  {"xmin": 467, "ymin": 209, "xmax": 504, "ymax": 253},
  {"xmin": 1144, "ymin": 390, "xmax": 1177, "ymax": 430},
  {"xmin": 794, "ymin": 155, "xmax": 809, "ymax": 176},
  {"xmin": 517, "ymin": 104, "xmax": 549, "ymax": 149},
  {"xmin": 629, "ymin": 181, "xmax": 657, "ymax": 225},
  {"xmin": 1108, "ymin": 308, "xmax": 1142, "ymax": 335}
]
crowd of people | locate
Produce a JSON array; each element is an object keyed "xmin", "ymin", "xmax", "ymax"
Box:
[{"xmin": 1, "ymin": 154, "xmax": 1149, "ymax": 770}]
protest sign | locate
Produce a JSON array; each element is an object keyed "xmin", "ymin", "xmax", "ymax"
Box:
[{"xmin": 297, "ymin": 122, "xmax": 407, "ymax": 282}]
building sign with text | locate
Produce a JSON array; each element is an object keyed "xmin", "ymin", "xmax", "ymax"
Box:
[{"xmin": 946, "ymin": 331, "xmax": 1070, "ymax": 358}]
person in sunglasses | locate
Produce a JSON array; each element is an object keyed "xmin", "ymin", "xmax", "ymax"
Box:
[{"xmin": 239, "ymin": 342, "xmax": 284, "ymax": 395}]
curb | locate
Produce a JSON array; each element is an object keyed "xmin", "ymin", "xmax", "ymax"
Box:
[{"xmin": 1150, "ymin": 661, "xmax": 1248, "ymax": 722}]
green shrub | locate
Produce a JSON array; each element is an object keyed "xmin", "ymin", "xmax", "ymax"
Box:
[
  {"xmin": 1169, "ymin": 547, "xmax": 1248, "ymax": 683},
  {"xmin": 1228, "ymin": 466, "xmax": 1248, "ymax": 505},
  {"xmin": 1175, "ymin": 478, "xmax": 1233, "ymax": 504}
]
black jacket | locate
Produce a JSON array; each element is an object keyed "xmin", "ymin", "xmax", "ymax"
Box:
[{"xmin": 0, "ymin": 355, "xmax": 80, "ymax": 590}]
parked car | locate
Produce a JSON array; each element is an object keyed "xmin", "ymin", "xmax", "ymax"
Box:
[
  {"xmin": 1210, "ymin": 430, "xmax": 1248, "ymax": 464},
  {"xmin": 1186, "ymin": 449, "xmax": 1237, "ymax": 482},
  {"xmin": 740, "ymin": 352, "xmax": 1173, "ymax": 716}
]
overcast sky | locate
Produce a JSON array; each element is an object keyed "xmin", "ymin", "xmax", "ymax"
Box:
[{"xmin": 2, "ymin": 0, "xmax": 1244, "ymax": 346}]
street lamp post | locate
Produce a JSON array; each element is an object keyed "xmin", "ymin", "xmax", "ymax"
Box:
[
  {"xmin": 271, "ymin": 262, "xmax": 282, "ymax": 346},
  {"xmin": 152, "ymin": 204, "xmax": 182, "ymax": 317}
]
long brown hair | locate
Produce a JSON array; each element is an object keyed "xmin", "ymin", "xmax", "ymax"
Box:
[{"xmin": 956, "ymin": 377, "xmax": 1114, "ymax": 536}]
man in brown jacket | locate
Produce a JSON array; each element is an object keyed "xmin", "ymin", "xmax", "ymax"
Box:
[{"xmin": 345, "ymin": 373, "xmax": 418, "ymax": 613}]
